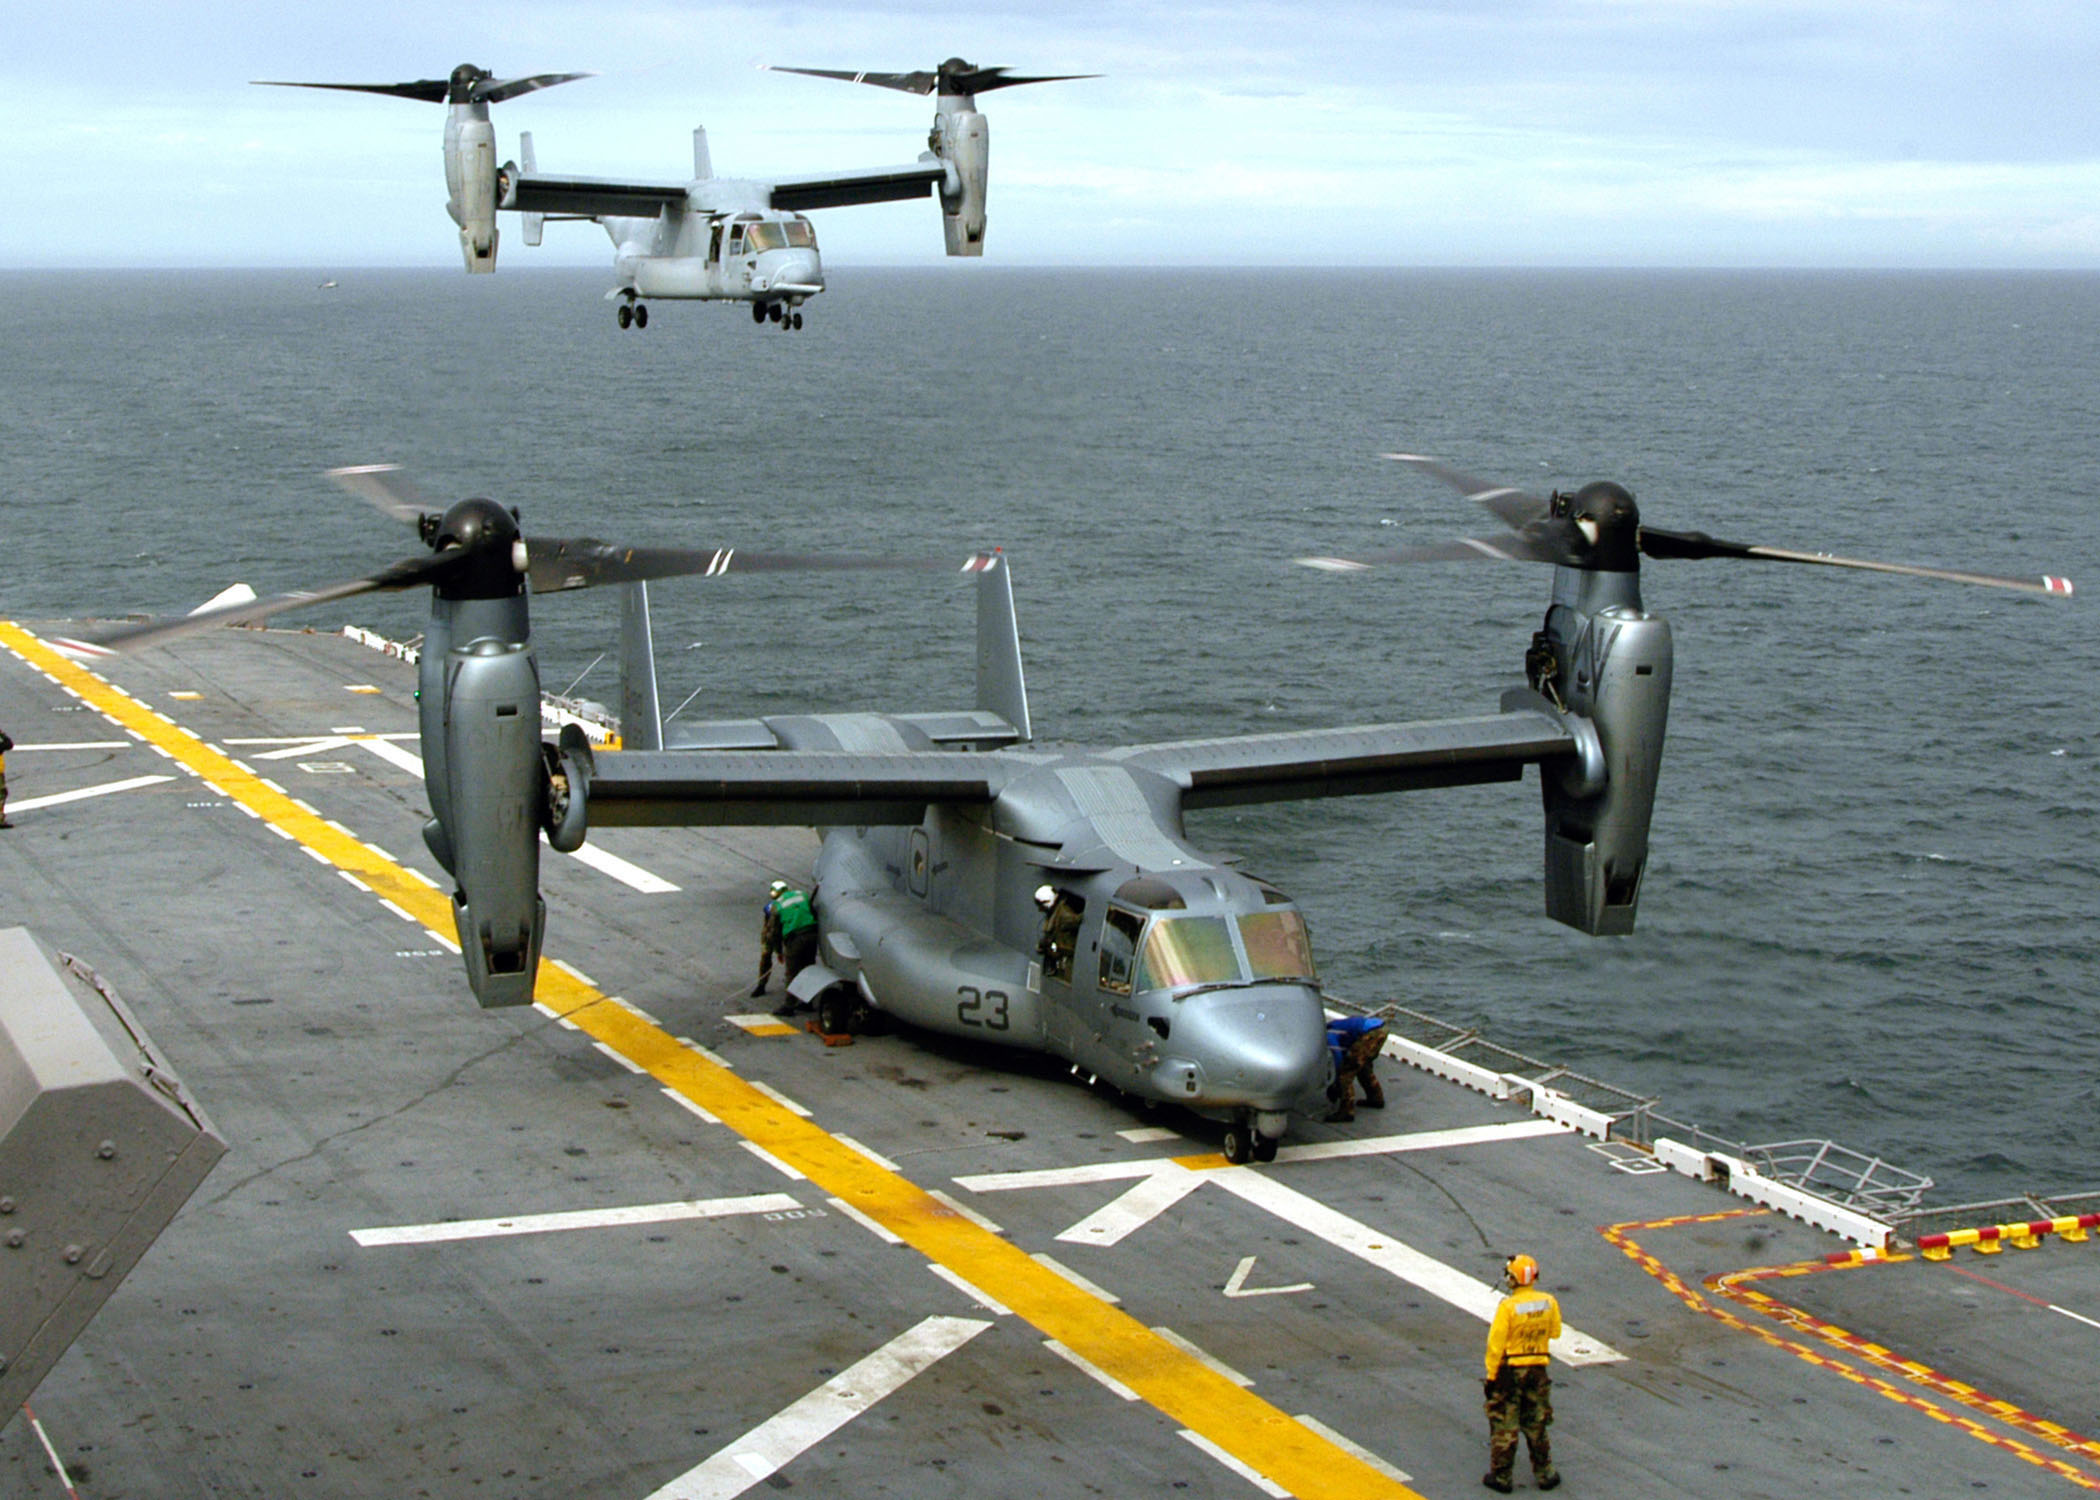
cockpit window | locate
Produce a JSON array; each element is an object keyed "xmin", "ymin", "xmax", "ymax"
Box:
[
  {"xmin": 746, "ymin": 221, "xmax": 789, "ymax": 253},
  {"xmin": 1100, "ymin": 908, "xmax": 1144, "ymax": 996},
  {"xmin": 1239, "ymin": 910, "xmax": 1316, "ymax": 982},
  {"xmin": 1137, "ymin": 916, "xmax": 1240, "ymax": 992},
  {"xmin": 1113, "ymin": 875, "xmax": 1185, "ymax": 910},
  {"xmin": 785, "ymin": 217, "xmax": 816, "ymax": 248}
]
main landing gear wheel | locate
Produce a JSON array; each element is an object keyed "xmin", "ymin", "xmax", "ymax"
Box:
[
  {"xmin": 752, "ymin": 301, "xmax": 766, "ymax": 325},
  {"xmin": 1253, "ymin": 1133, "xmax": 1279, "ymax": 1163},
  {"xmin": 816, "ymin": 987, "xmax": 854, "ymax": 1038},
  {"xmin": 616, "ymin": 303, "xmax": 633, "ymax": 329},
  {"xmin": 791, "ymin": 312, "xmax": 804, "ymax": 330},
  {"xmin": 633, "ymin": 303, "xmax": 648, "ymax": 329}
]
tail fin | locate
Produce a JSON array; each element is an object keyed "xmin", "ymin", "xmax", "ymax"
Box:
[
  {"xmin": 974, "ymin": 553, "xmax": 1030, "ymax": 740},
  {"xmin": 519, "ymin": 131, "xmax": 544, "ymax": 247},
  {"xmin": 693, "ymin": 126, "xmax": 713, "ymax": 179},
  {"xmin": 618, "ymin": 582, "xmax": 665, "ymax": 751}
]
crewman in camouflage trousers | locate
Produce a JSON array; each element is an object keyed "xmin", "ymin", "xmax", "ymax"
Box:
[
  {"xmin": 1324, "ymin": 1014, "xmax": 1387, "ymax": 1122},
  {"xmin": 1482, "ymin": 1252, "xmax": 1562, "ymax": 1492}
]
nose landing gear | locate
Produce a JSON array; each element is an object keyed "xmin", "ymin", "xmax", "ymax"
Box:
[
  {"xmin": 1222, "ymin": 1111, "xmax": 1280, "ymax": 1165},
  {"xmin": 615, "ymin": 294, "xmax": 649, "ymax": 330}
]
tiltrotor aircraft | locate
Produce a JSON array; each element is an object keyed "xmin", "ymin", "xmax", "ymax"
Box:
[
  {"xmin": 80, "ymin": 460, "xmax": 2072, "ymax": 1164},
  {"xmin": 255, "ymin": 59, "xmax": 1089, "ymax": 330}
]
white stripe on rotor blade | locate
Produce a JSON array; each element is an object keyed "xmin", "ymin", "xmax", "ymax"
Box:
[
  {"xmin": 349, "ymin": 1192, "xmax": 800, "ymax": 1246},
  {"xmin": 9, "ymin": 774, "xmax": 175, "ymax": 812},
  {"xmin": 640, "ymin": 1316, "xmax": 991, "ymax": 1500},
  {"xmin": 1207, "ymin": 1168, "xmax": 1623, "ymax": 1366}
]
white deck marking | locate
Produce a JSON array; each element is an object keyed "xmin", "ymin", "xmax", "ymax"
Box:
[
  {"xmin": 10, "ymin": 741, "xmax": 130, "ymax": 751},
  {"xmin": 1056, "ymin": 1167, "xmax": 1208, "ymax": 1247},
  {"xmin": 1030, "ymin": 1252, "xmax": 1121, "ymax": 1304},
  {"xmin": 1043, "ymin": 1338, "xmax": 1140, "ymax": 1401},
  {"xmin": 559, "ymin": 836, "xmax": 682, "ymax": 893},
  {"xmin": 1207, "ymin": 1168, "xmax": 1623, "ymax": 1366},
  {"xmin": 591, "ymin": 1040, "xmax": 648, "ymax": 1075},
  {"xmin": 1117, "ymin": 1125, "xmax": 1184, "ymax": 1144},
  {"xmin": 747, "ymin": 1079, "xmax": 812, "ymax": 1117},
  {"xmin": 723, "ymin": 1013, "xmax": 797, "ymax": 1036},
  {"xmin": 955, "ymin": 1159, "xmax": 1164, "ymax": 1193},
  {"xmin": 353, "ymin": 735, "xmax": 429, "ymax": 776},
  {"xmin": 928, "ymin": 1263, "xmax": 1012, "ymax": 1316},
  {"xmin": 1179, "ymin": 1428, "xmax": 1291, "ymax": 1497},
  {"xmin": 1224, "ymin": 1256, "xmax": 1314, "ymax": 1299},
  {"xmin": 640, "ymin": 1316, "xmax": 989, "ymax": 1500},
  {"xmin": 256, "ymin": 736, "xmax": 350, "ymax": 760},
  {"xmin": 350, "ymin": 1192, "xmax": 799, "ymax": 1246},
  {"xmin": 826, "ymin": 1195, "xmax": 904, "ymax": 1246},
  {"xmin": 739, "ymin": 1141, "xmax": 807, "ymax": 1182},
  {"xmin": 2049, "ymin": 1304, "xmax": 2100, "ymax": 1332},
  {"xmin": 661, "ymin": 1088, "xmax": 722, "ymax": 1126},
  {"xmin": 832, "ymin": 1135, "xmax": 901, "ymax": 1172},
  {"xmin": 1291, "ymin": 1417, "xmax": 1412, "ymax": 1484},
  {"xmin": 927, "ymin": 1187, "xmax": 1004, "ymax": 1234},
  {"xmin": 9, "ymin": 774, "xmax": 174, "ymax": 813},
  {"xmin": 1272, "ymin": 1118, "xmax": 1570, "ymax": 1164},
  {"xmin": 1151, "ymin": 1325, "xmax": 1253, "ymax": 1386}
]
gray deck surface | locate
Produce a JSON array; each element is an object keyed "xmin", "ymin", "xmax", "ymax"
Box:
[{"xmin": 0, "ymin": 624, "xmax": 2092, "ymax": 1499}]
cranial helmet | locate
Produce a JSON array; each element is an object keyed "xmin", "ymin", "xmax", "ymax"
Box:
[
  {"xmin": 1506, "ymin": 1253, "xmax": 1539, "ymax": 1286},
  {"xmin": 769, "ymin": 879, "xmax": 788, "ymax": 896},
  {"xmin": 1034, "ymin": 884, "xmax": 1056, "ymax": 909}
]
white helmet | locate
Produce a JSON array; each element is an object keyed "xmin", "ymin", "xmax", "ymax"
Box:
[
  {"xmin": 1034, "ymin": 884, "xmax": 1056, "ymax": 909},
  {"xmin": 769, "ymin": 879, "xmax": 788, "ymax": 896}
]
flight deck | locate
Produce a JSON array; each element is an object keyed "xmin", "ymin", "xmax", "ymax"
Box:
[{"xmin": 0, "ymin": 622, "xmax": 2094, "ymax": 1499}]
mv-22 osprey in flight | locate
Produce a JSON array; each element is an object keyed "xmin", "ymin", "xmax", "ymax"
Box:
[
  {"xmin": 75, "ymin": 460, "xmax": 2073, "ymax": 1164},
  {"xmin": 257, "ymin": 59, "xmax": 1089, "ymax": 330}
]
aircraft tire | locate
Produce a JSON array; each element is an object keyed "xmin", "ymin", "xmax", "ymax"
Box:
[
  {"xmin": 752, "ymin": 301, "xmax": 766, "ymax": 324},
  {"xmin": 616, "ymin": 304, "xmax": 633, "ymax": 329},
  {"xmin": 791, "ymin": 313, "xmax": 804, "ymax": 330},
  {"xmin": 1253, "ymin": 1133, "xmax": 1279, "ymax": 1163},
  {"xmin": 817, "ymin": 987, "xmax": 854, "ymax": 1037},
  {"xmin": 1222, "ymin": 1121, "xmax": 1253, "ymax": 1165},
  {"xmin": 634, "ymin": 304, "xmax": 648, "ymax": 329}
]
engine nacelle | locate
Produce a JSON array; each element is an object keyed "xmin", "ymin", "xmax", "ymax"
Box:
[
  {"xmin": 441, "ymin": 631, "xmax": 545, "ymax": 1004},
  {"xmin": 933, "ymin": 108, "xmax": 989, "ymax": 256},
  {"xmin": 1530, "ymin": 567, "xmax": 1674, "ymax": 935},
  {"xmin": 444, "ymin": 112, "xmax": 501, "ymax": 272}
]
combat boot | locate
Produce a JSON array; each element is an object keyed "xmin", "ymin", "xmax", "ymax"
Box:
[
  {"xmin": 1537, "ymin": 1469, "xmax": 1562, "ymax": 1491},
  {"xmin": 1480, "ymin": 1474, "xmax": 1513, "ymax": 1494}
]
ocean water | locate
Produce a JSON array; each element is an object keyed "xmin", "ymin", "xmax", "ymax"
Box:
[{"xmin": 2, "ymin": 265, "xmax": 2095, "ymax": 1203}]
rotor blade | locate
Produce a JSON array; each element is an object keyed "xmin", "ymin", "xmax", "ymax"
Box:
[
  {"xmin": 1382, "ymin": 453, "xmax": 1552, "ymax": 531},
  {"xmin": 476, "ymin": 71, "xmax": 594, "ymax": 104},
  {"xmin": 1296, "ymin": 531, "xmax": 1576, "ymax": 571},
  {"xmin": 956, "ymin": 68, "xmax": 1101, "ymax": 92},
  {"xmin": 765, "ymin": 66, "xmax": 939, "ymax": 95},
  {"xmin": 327, "ymin": 463, "xmax": 436, "ymax": 526},
  {"xmin": 252, "ymin": 78, "xmax": 450, "ymax": 102},
  {"xmin": 525, "ymin": 539, "xmax": 990, "ymax": 595},
  {"xmin": 1638, "ymin": 528, "xmax": 2075, "ymax": 597},
  {"xmin": 65, "ymin": 554, "xmax": 456, "ymax": 656}
]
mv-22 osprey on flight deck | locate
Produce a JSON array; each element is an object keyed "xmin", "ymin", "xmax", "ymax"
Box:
[
  {"xmin": 256, "ymin": 59, "xmax": 1090, "ymax": 330},
  {"xmin": 74, "ymin": 460, "xmax": 2074, "ymax": 1164}
]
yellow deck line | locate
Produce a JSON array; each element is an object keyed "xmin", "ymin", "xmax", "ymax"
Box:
[{"xmin": 0, "ymin": 622, "xmax": 1420, "ymax": 1500}]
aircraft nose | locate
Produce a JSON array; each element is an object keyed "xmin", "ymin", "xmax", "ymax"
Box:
[
  {"xmin": 1170, "ymin": 985, "xmax": 1329, "ymax": 1109},
  {"xmin": 759, "ymin": 251, "xmax": 823, "ymax": 292}
]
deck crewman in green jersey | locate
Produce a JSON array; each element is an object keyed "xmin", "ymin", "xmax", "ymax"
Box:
[
  {"xmin": 754, "ymin": 878, "xmax": 820, "ymax": 1012},
  {"xmin": 1482, "ymin": 1252, "xmax": 1562, "ymax": 1492}
]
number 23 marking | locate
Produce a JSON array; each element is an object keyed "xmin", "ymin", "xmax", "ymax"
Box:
[{"xmin": 956, "ymin": 986, "xmax": 1010, "ymax": 1031}]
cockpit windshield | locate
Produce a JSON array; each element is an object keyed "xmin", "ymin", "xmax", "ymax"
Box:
[
  {"xmin": 1136, "ymin": 916, "xmax": 1240, "ymax": 992},
  {"xmin": 744, "ymin": 219, "xmax": 816, "ymax": 253},
  {"xmin": 1238, "ymin": 910, "xmax": 1317, "ymax": 982}
]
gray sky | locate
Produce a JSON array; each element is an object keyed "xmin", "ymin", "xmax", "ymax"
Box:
[{"xmin": 8, "ymin": 1, "xmax": 2100, "ymax": 268}]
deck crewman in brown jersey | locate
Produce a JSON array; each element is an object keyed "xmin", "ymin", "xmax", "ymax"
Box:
[{"xmin": 1482, "ymin": 1252, "xmax": 1562, "ymax": 1492}]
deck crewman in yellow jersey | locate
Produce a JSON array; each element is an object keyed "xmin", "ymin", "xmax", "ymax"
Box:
[
  {"xmin": 754, "ymin": 879, "xmax": 820, "ymax": 1012},
  {"xmin": 1482, "ymin": 1252, "xmax": 1562, "ymax": 1492}
]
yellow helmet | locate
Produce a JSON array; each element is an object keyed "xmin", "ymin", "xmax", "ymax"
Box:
[{"xmin": 1506, "ymin": 1253, "xmax": 1539, "ymax": 1286}]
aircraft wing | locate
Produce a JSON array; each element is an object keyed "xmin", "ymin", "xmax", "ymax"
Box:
[
  {"xmin": 585, "ymin": 750, "xmax": 1011, "ymax": 828},
  {"xmin": 503, "ymin": 173, "xmax": 689, "ymax": 218},
  {"xmin": 767, "ymin": 161, "xmax": 950, "ymax": 212},
  {"xmin": 1111, "ymin": 706, "xmax": 1578, "ymax": 810}
]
